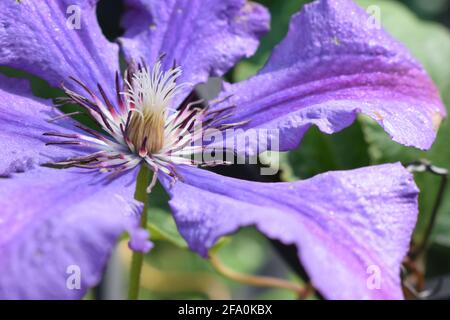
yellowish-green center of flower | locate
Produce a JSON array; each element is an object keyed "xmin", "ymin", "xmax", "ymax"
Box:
[
  {"xmin": 124, "ymin": 60, "xmax": 185, "ymax": 154},
  {"xmin": 128, "ymin": 109, "xmax": 165, "ymax": 153}
]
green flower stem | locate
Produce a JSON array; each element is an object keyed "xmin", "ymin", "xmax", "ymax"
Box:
[{"xmin": 128, "ymin": 165, "xmax": 151, "ymax": 300}]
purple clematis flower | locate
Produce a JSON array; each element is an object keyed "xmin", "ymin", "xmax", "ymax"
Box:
[{"xmin": 0, "ymin": 0, "xmax": 445, "ymax": 300}]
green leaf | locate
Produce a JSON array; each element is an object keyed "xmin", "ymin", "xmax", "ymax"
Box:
[
  {"xmin": 356, "ymin": 0, "xmax": 450, "ymax": 246},
  {"xmin": 144, "ymin": 182, "xmax": 188, "ymax": 248},
  {"xmin": 216, "ymin": 228, "xmax": 268, "ymax": 274},
  {"xmin": 284, "ymin": 122, "xmax": 371, "ymax": 180},
  {"xmin": 147, "ymin": 208, "xmax": 188, "ymax": 249}
]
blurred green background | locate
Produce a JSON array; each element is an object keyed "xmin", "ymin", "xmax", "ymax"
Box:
[{"xmin": 1, "ymin": 0, "xmax": 449, "ymax": 299}]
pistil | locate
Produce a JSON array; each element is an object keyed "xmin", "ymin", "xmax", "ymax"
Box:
[{"xmin": 128, "ymin": 111, "xmax": 165, "ymax": 155}]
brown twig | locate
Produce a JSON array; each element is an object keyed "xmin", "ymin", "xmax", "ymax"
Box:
[
  {"xmin": 210, "ymin": 254, "xmax": 309, "ymax": 298},
  {"xmin": 407, "ymin": 159, "xmax": 448, "ymax": 259}
]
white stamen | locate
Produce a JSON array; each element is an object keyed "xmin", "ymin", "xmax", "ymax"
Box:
[
  {"xmin": 123, "ymin": 60, "xmax": 186, "ymax": 116},
  {"xmin": 53, "ymin": 60, "xmax": 238, "ymax": 193}
]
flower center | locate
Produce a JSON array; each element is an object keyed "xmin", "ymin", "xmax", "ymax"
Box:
[
  {"xmin": 123, "ymin": 61, "xmax": 185, "ymax": 155},
  {"xmin": 128, "ymin": 111, "xmax": 164, "ymax": 154},
  {"xmin": 44, "ymin": 57, "xmax": 244, "ymax": 192}
]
